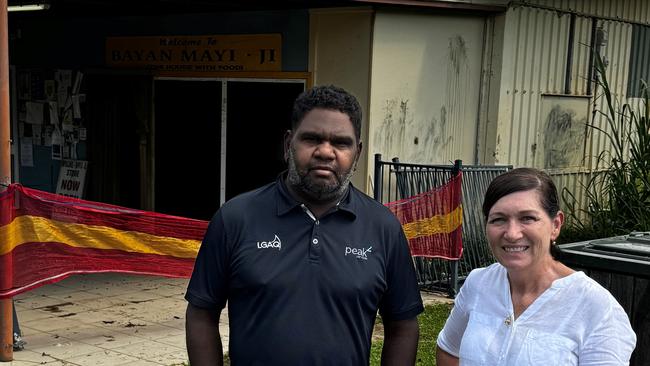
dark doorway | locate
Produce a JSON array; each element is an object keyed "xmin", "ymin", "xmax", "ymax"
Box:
[
  {"xmin": 154, "ymin": 80, "xmax": 222, "ymax": 220},
  {"xmin": 154, "ymin": 78, "xmax": 304, "ymax": 219},
  {"xmin": 225, "ymin": 81, "xmax": 304, "ymax": 200},
  {"xmin": 85, "ymin": 74, "xmax": 149, "ymax": 209}
]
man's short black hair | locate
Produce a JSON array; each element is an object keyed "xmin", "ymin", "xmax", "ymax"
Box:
[{"xmin": 291, "ymin": 85, "xmax": 362, "ymax": 141}]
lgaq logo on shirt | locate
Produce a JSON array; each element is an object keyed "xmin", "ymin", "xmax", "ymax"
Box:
[
  {"xmin": 257, "ymin": 235, "xmax": 281, "ymax": 250},
  {"xmin": 345, "ymin": 245, "xmax": 372, "ymax": 260}
]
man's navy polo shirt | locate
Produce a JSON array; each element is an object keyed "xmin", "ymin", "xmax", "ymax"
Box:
[{"xmin": 186, "ymin": 176, "xmax": 424, "ymax": 365}]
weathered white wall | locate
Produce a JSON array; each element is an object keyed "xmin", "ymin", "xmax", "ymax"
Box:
[
  {"xmin": 309, "ymin": 7, "xmax": 373, "ymax": 192},
  {"xmin": 368, "ymin": 11, "xmax": 486, "ymax": 169}
]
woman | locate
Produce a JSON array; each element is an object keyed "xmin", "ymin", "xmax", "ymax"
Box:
[{"xmin": 436, "ymin": 168, "xmax": 636, "ymax": 365}]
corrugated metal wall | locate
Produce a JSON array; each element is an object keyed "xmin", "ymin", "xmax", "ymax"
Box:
[
  {"xmin": 495, "ymin": 5, "xmax": 571, "ymax": 167},
  {"xmin": 570, "ymin": 16, "xmax": 592, "ymax": 95},
  {"xmin": 548, "ymin": 169, "xmax": 595, "ymax": 221},
  {"xmin": 627, "ymin": 25, "xmax": 650, "ymax": 97},
  {"xmin": 494, "ymin": 3, "xmax": 636, "ymax": 222},
  {"xmin": 523, "ymin": 0, "xmax": 650, "ymax": 25},
  {"xmin": 586, "ymin": 19, "xmax": 633, "ymax": 170}
]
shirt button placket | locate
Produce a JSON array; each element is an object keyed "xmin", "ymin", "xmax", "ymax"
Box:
[{"xmin": 309, "ymin": 220, "xmax": 321, "ymax": 262}]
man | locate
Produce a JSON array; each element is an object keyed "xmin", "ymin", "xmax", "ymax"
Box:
[{"xmin": 185, "ymin": 85, "xmax": 423, "ymax": 365}]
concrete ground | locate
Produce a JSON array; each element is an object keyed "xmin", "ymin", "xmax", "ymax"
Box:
[{"xmin": 4, "ymin": 273, "xmax": 451, "ymax": 366}]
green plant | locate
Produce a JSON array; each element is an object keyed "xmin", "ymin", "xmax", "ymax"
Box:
[
  {"xmin": 561, "ymin": 54, "xmax": 650, "ymax": 240},
  {"xmin": 370, "ymin": 302, "xmax": 452, "ymax": 365}
]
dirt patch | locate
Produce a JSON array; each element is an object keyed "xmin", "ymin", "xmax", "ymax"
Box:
[{"xmin": 371, "ymin": 321, "xmax": 384, "ymax": 342}]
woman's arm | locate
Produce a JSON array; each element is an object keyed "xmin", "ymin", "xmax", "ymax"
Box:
[{"xmin": 436, "ymin": 345, "xmax": 459, "ymax": 366}]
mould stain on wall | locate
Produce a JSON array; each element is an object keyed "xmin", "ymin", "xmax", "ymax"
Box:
[
  {"xmin": 373, "ymin": 99, "xmax": 452, "ymax": 163},
  {"xmin": 543, "ymin": 104, "xmax": 586, "ymax": 168},
  {"xmin": 373, "ymin": 35, "xmax": 473, "ymax": 164},
  {"xmin": 444, "ymin": 35, "xmax": 470, "ymax": 162}
]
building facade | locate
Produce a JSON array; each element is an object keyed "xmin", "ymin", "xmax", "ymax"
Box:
[{"xmin": 7, "ymin": 0, "xmax": 649, "ymax": 220}]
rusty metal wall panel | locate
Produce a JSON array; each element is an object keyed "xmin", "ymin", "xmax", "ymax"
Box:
[
  {"xmin": 587, "ymin": 19, "xmax": 633, "ymax": 170},
  {"xmin": 570, "ymin": 16, "xmax": 592, "ymax": 95},
  {"xmin": 492, "ymin": 2, "xmax": 637, "ymax": 224},
  {"xmin": 548, "ymin": 169, "xmax": 602, "ymax": 223},
  {"xmin": 495, "ymin": 6, "xmax": 571, "ymax": 166},
  {"xmin": 523, "ymin": 0, "xmax": 650, "ymax": 25},
  {"xmin": 627, "ymin": 24, "xmax": 650, "ymax": 97},
  {"xmin": 496, "ymin": 6, "xmax": 633, "ymax": 170}
]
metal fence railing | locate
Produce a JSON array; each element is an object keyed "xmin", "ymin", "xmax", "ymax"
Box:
[{"xmin": 373, "ymin": 153, "xmax": 511, "ymax": 297}]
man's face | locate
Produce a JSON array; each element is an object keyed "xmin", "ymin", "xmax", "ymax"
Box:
[{"xmin": 285, "ymin": 108, "xmax": 361, "ymax": 203}]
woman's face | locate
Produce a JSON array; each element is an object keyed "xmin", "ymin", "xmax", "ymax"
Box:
[{"xmin": 486, "ymin": 189, "xmax": 563, "ymax": 272}]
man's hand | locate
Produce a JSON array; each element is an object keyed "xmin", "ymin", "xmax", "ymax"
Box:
[
  {"xmin": 381, "ymin": 317, "xmax": 419, "ymax": 366},
  {"xmin": 186, "ymin": 303, "xmax": 223, "ymax": 366}
]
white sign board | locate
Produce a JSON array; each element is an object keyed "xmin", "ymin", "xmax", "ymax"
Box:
[{"xmin": 56, "ymin": 159, "xmax": 88, "ymax": 198}]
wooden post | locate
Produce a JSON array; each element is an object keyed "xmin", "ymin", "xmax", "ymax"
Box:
[{"xmin": 0, "ymin": 0, "xmax": 14, "ymax": 361}]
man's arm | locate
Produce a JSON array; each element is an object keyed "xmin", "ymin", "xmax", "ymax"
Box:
[
  {"xmin": 436, "ymin": 345, "xmax": 459, "ymax": 366},
  {"xmin": 380, "ymin": 317, "xmax": 419, "ymax": 366},
  {"xmin": 186, "ymin": 303, "xmax": 223, "ymax": 366}
]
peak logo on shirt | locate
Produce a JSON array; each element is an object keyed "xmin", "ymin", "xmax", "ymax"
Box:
[
  {"xmin": 345, "ymin": 245, "xmax": 372, "ymax": 260},
  {"xmin": 257, "ymin": 235, "xmax": 281, "ymax": 250}
]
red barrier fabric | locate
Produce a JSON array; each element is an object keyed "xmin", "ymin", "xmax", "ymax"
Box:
[
  {"xmin": 0, "ymin": 184, "xmax": 208, "ymax": 299},
  {"xmin": 385, "ymin": 172, "xmax": 463, "ymax": 259}
]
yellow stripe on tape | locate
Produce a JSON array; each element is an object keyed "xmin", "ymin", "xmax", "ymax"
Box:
[
  {"xmin": 401, "ymin": 205, "xmax": 463, "ymax": 239},
  {"xmin": 0, "ymin": 215, "xmax": 201, "ymax": 258}
]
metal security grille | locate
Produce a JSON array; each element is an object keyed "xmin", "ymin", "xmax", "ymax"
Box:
[{"xmin": 373, "ymin": 154, "xmax": 511, "ymax": 297}]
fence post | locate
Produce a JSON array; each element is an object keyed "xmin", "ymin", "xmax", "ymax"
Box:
[
  {"xmin": 449, "ymin": 160, "xmax": 462, "ymax": 298},
  {"xmin": 452, "ymin": 159, "xmax": 462, "ymax": 176},
  {"xmin": 373, "ymin": 154, "xmax": 382, "ymax": 202}
]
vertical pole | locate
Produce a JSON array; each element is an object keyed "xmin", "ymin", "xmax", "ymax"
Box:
[
  {"xmin": 373, "ymin": 154, "xmax": 382, "ymax": 202},
  {"xmin": 0, "ymin": 0, "xmax": 14, "ymax": 361},
  {"xmin": 586, "ymin": 18, "xmax": 597, "ymax": 96},
  {"xmin": 452, "ymin": 159, "xmax": 462, "ymax": 176},
  {"xmin": 450, "ymin": 160, "xmax": 462, "ymax": 298},
  {"xmin": 564, "ymin": 13, "xmax": 576, "ymax": 95}
]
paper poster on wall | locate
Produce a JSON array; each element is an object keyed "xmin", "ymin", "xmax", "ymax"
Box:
[
  {"xmin": 72, "ymin": 72, "xmax": 83, "ymax": 95},
  {"xmin": 44, "ymin": 80, "xmax": 56, "ymax": 101},
  {"xmin": 72, "ymin": 95, "xmax": 82, "ymax": 119},
  {"xmin": 57, "ymin": 89, "xmax": 68, "ymax": 110},
  {"xmin": 43, "ymin": 125, "xmax": 53, "ymax": 146},
  {"xmin": 49, "ymin": 102, "xmax": 59, "ymax": 124},
  {"xmin": 62, "ymin": 110, "xmax": 74, "ymax": 131},
  {"xmin": 25, "ymin": 102, "xmax": 44, "ymax": 124},
  {"xmin": 32, "ymin": 125, "xmax": 42, "ymax": 146},
  {"xmin": 70, "ymin": 142, "xmax": 78, "ymax": 160},
  {"xmin": 56, "ymin": 69, "xmax": 72, "ymax": 91},
  {"xmin": 20, "ymin": 137, "xmax": 34, "ymax": 167},
  {"xmin": 56, "ymin": 159, "xmax": 88, "ymax": 198},
  {"xmin": 51, "ymin": 126, "xmax": 63, "ymax": 160}
]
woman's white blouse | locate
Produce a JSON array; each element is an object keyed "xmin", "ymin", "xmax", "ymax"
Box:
[{"xmin": 437, "ymin": 263, "xmax": 636, "ymax": 365}]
